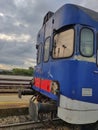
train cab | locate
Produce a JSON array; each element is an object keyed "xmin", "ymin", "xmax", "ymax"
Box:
[{"xmin": 32, "ymin": 4, "xmax": 98, "ymax": 127}]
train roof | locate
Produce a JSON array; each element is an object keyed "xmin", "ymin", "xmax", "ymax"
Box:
[
  {"xmin": 59, "ymin": 4, "xmax": 98, "ymax": 22},
  {"xmin": 37, "ymin": 4, "xmax": 98, "ymax": 42},
  {"xmin": 42, "ymin": 4, "xmax": 98, "ymax": 29},
  {"xmin": 77, "ymin": 5, "xmax": 98, "ymax": 22}
]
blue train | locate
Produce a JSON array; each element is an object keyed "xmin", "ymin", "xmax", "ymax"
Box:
[{"xmin": 30, "ymin": 3, "xmax": 98, "ymax": 129}]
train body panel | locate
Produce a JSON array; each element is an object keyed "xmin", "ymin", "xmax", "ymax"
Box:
[
  {"xmin": 58, "ymin": 95, "xmax": 98, "ymax": 124},
  {"xmin": 32, "ymin": 4, "xmax": 98, "ymax": 125},
  {"xmin": 50, "ymin": 58, "xmax": 98, "ymax": 104}
]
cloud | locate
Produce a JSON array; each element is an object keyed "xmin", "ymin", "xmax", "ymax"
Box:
[
  {"xmin": 0, "ymin": 34, "xmax": 31, "ymax": 42},
  {"xmin": 0, "ymin": 64, "xmax": 12, "ymax": 70},
  {"xmin": 81, "ymin": 0, "xmax": 98, "ymax": 11},
  {"xmin": 0, "ymin": 0, "xmax": 98, "ymax": 70}
]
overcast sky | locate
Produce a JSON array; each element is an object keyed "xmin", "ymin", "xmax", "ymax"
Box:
[{"xmin": 0, "ymin": 0, "xmax": 98, "ymax": 70}]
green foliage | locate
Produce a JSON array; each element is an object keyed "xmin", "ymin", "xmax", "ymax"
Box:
[
  {"xmin": 0, "ymin": 67, "xmax": 34, "ymax": 76},
  {"xmin": 12, "ymin": 68, "xmax": 34, "ymax": 76}
]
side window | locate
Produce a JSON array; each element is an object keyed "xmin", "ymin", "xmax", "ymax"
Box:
[
  {"xmin": 44, "ymin": 37, "xmax": 50, "ymax": 62},
  {"xmin": 37, "ymin": 44, "xmax": 42, "ymax": 64},
  {"xmin": 80, "ymin": 28, "xmax": 94, "ymax": 57},
  {"xmin": 53, "ymin": 29, "xmax": 74, "ymax": 58}
]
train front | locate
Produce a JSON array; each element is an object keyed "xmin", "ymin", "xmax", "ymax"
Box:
[
  {"xmin": 53, "ymin": 4, "xmax": 98, "ymax": 125},
  {"xmin": 32, "ymin": 4, "xmax": 98, "ymax": 127}
]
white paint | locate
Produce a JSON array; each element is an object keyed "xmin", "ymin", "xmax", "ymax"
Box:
[
  {"xmin": 82, "ymin": 88, "xmax": 92, "ymax": 96},
  {"xmin": 58, "ymin": 95, "xmax": 98, "ymax": 124},
  {"xmin": 74, "ymin": 55, "xmax": 95, "ymax": 63}
]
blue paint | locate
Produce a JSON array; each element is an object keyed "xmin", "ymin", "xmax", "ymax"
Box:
[
  {"xmin": 49, "ymin": 59, "xmax": 98, "ymax": 104},
  {"xmin": 32, "ymin": 4, "xmax": 98, "ymax": 104}
]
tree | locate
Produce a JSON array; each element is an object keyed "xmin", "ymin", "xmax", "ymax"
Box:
[{"xmin": 0, "ymin": 67, "xmax": 34, "ymax": 76}]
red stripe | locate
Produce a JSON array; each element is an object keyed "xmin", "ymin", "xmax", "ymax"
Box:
[
  {"xmin": 34, "ymin": 78, "xmax": 41, "ymax": 88},
  {"xmin": 41, "ymin": 79, "xmax": 51, "ymax": 92},
  {"xmin": 34, "ymin": 78, "xmax": 51, "ymax": 92}
]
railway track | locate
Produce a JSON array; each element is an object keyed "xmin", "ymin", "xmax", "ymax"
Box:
[
  {"xmin": 0, "ymin": 75, "xmax": 33, "ymax": 91},
  {"xmin": 0, "ymin": 121, "xmax": 44, "ymax": 130},
  {"xmin": 0, "ymin": 118, "xmax": 73, "ymax": 130}
]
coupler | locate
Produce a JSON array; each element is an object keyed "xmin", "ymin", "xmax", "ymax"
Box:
[{"xmin": 18, "ymin": 89, "xmax": 35, "ymax": 98}]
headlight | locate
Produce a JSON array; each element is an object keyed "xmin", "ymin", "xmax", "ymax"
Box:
[{"xmin": 50, "ymin": 81, "xmax": 59, "ymax": 95}]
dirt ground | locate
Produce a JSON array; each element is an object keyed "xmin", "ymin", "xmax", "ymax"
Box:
[{"xmin": 0, "ymin": 94, "xmax": 32, "ymax": 109}]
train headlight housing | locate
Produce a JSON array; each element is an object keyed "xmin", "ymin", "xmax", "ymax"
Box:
[{"xmin": 50, "ymin": 81, "xmax": 59, "ymax": 95}]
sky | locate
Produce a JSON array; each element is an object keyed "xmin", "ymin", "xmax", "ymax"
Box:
[{"xmin": 0, "ymin": 0, "xmax": 98, "ymax": 70}]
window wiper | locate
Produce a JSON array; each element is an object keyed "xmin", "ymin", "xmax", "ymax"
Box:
[
  {"xmin": 62, "ymin": 44, "xmax": 67, "ymax": 48},
  {"xmin": 58, "ymin": 48, "xmax": 60, "ymax": 56},
  {"xmin": 62, "ymin": 45, "xmax": 67, "ymax": 56}
]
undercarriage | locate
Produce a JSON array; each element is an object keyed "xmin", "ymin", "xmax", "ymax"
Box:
[{"xmin": 19, "ymin": 89, "xmax": 98, "ymax": 130}]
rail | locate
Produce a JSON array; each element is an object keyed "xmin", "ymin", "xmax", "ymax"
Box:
[
  {"xmin": 0, "ymin": 75, "xmax": 33, "ymax": 92},
  {"xmin": 0, "ymin": 118, "xmax": 71, "ymax": 130},
  {"xmin": 0, "ymin": 121, "xmax": 44, "ymax": 130}
]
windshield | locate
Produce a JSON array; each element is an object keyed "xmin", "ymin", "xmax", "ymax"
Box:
[
  {"xmin": 52, "ymin": 28, "xmax": 74, "ymax": 58},
  {"xmin": 80, "ymin": 28, "xmax": 94, "ymax": 57}
]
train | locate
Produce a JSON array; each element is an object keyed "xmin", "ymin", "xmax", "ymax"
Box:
[{"xmin": 20, "ymin": 3, "xmax": 98, "ymax": 130}]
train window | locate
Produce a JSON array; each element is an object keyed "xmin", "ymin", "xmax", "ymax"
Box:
[
  {"xmin": 53, "ymin": 29, "xmax": 74, "ymax": 58},
  {"xmin": 44, "ymin": 37, "xmax": 50, "ymax": 62},
  {"xmin": 80, "ymin": 28, "xmax": 94, "ymax": 57},
  {"xmin": 37, "ymin": 44, "xmax": 42, "ymax": 64}
]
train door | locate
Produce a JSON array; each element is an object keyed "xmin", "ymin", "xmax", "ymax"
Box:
[
  {"xmin": 40, "ymin": 20, "xmax": 53, "ymax": 94},
  {"xmin": 34, "ymin": 27, "xmax": 45, "ymax": 91}
]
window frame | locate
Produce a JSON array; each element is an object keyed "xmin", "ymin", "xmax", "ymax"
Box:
[
  {"xmin": 44, "ymin": 37, "xmax": 51, "ymax": 62},
  {"xmin": 37, "ymin": 44, "xmax": 42, "ymax": 64},
  {"xmin": 52, "ymin": 27, "xmax": 75, "ymax": 59},
  {"xmin": 79, "ymin": 27, "xmax": 94, "ymax": 57}
]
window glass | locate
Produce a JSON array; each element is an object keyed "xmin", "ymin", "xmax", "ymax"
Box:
[
  {"xmin": 37, "ymin": 44, "xmax": 41, "ymax": 64},
  {"xmin": 44, "ymin": 38, "xmax": 50, "ymax": 62},
  {"xmin": 80, "ymin": 28, "xmax": 94, "ymax": 57},
  {"xmin": 53, "ymin": 29, "xmax": 74, "ymax": 58}
]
